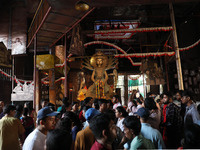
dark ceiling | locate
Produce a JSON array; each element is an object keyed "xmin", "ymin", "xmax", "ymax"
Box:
[
  {"xmin": 0, "ymin": 0, "xmax": 199, "ymax": 51},
  {"xmin": 0, "ymin": 0, "xmax": 200, "ymax": 70},
  {"xmin": 25, "ymin": 0, "xmax": 200, "ymax": 52}
]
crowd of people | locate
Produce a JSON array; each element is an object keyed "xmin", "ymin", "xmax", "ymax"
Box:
[{"xmin": 0, "ymin": 89, "xmax": 200, "ymax": 150}]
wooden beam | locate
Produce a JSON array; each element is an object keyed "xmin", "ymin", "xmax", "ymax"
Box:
[
  {"xmin": 169, "ymin": 3, "xmax": 184, "ymax": 90},
  {"xmin": 27, "ymin": 0, "xmax": 52, "ymax": 48},
  {"xmin": 64, "ymin": 34, "xmax": 68, "ymax": 97},
  {"xmin": 49, "ymin": 68, "xmax": 56, "ymax": 105}
]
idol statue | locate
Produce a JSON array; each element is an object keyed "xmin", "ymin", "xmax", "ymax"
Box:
[{"xmin": 82, "ymin": 51, "xmax": 117, "ymax": 99}]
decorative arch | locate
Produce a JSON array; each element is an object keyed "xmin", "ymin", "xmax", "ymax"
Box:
[{"xmin": 84, "ymin": 41, "xmax": 142, "ymax": 66}]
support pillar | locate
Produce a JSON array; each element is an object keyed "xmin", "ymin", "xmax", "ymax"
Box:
[
  {"xmin": 64, "ymin": 34, "xmax": 68, "ymax": 97},
  {"xmin": 124, "ymin": 73, "xmax": 128, "ymax": 105},
  {"xmin": 35, "ymin": 68, "xmax": 41, "ymax": 112},
  {"xmin": 49, "ymin": 68, "xmax": 56, "ymax": 105},
  {"xmin": 169, "ymin": 3, "xmax": 184, "ymax": 90},
  {"xmin": 33, "ymin": 36, "xmax": 37, "ymax": 109}
]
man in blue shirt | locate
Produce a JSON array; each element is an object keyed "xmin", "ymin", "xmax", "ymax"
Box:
[
  {"xmin": 136, "ymin": 107, "xmax": 166, "ymax": 149},
  {"xmin": 181, "ymin": 90, "xmax": 200, "ymax": 125}
]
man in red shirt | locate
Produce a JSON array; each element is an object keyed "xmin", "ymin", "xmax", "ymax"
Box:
[{"xmin": 89, "ymin": 113, "xmax": 117, "ymax": 150}]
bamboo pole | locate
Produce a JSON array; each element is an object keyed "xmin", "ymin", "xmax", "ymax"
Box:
[
  {"xmin": 169, "ymin": 3, "xmax": 184, "ymax": 90},
  {"xmin": 33, "ymin": 36, "xmax": 37, "ymax": 109}
]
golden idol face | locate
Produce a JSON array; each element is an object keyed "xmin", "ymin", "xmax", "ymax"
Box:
[{"xmin": 96, "ymin": 58, "xmax": 103, "ymax": 67}]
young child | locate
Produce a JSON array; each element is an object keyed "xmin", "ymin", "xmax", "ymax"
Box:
[{"xmin": 115, "ymin": 106, "xmax": 128, "ymax": 132}]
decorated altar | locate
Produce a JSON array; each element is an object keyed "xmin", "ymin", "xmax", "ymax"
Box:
[{"xmin": 77, "ymin": 51, "xmax": 118, "ymax": 100}]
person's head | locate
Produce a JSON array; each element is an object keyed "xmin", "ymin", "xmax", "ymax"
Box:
[
  {"xmin": 62, "ymin": 97, "xmax": 69, "ymax": 106},
  {"xmin": 129, "ymin": 89, "xmax": 137, "ymax": 100},
  {"xmin": 65, "ymin": 103, "xmax": 72, "ymax": 111},
  {"xmin": 135, "ymin": 92, "xmax": 140, "ymax": 98},
  {"xmin": 62, "ymin": 111, "xmax": 81, "ymax": 128},
  {"xmin": 135, "ymin": 98, "xmax": 142, "ymax": 105},
  {"xmin": 24, "ymin": 102, "xmax": 32, "ymax": 109},
  {"xmin": 175, "ymin": 90, "xmax": 183, "ymax": 101},
  {"xmin": 144, "ymin": 97, "xmax": 157, "ymax": 110},
  {"xmin": 82, "ymin": 106, "xmax": 91, "ymax": 118},
  {"xmin": 56, "ymin": 116, "xmax": 72, "ymax": 132},
  {"xmin": 46, "ymin": 129, "xmax": 72, "ymax": 150},
  {"xmin": 89, "ymin": 113, "xmax": 117, "ymax": 144},
  {"xmin": 71, "ymin": 102, "xmax": 79, "ymax": 112},
  {"xmin": 181, "ymin": 90, "xmax": 194, "ymax": 105},
  {"xmin": 115, "ymin": 106, "xmax": 128, "ymax": 119},
  {"xmin": 61, "ymin": 97, "xmax": 72, "ymax": 111},
  {"xmin": 41, "ymin": 99, "xmax": 49, "ymax": 108},
  {"xmin": 104, "ymin": 109, "xmax": 116, "ymax": 123},
  {"xmin": 112, "ymin": 95, "xmax": 120, "ymax": 104},
  {"xmin": 135, "ymin": 107, "xmax": 150, "ymax": 122},
  {"xmin": 123, "ymin": 116, "xmax": 141, "ymax": 140},
  {"xmin": 47, "ymin": 103, "xmax": 56, "ymax": 111},
  {"xmin": 0, "ymin": 101, "xmax": 4, "ymax": 111},
  {"xmin": 16, "ymin": 104, "xmax": 23, "ymax": 113},
  {"xmin": 84, "ymin": 97, "xmax": 93, "ymax": 107},
  {"xmin": 146, "ymin": 92, "xmax": 153, "ymax": 98},
  {"xmin": 15, "ymin": 104, "xmax": 24, "ymax": 119},
  {"xmin": 92, "ymin": 99, "xmax": 99, "ymax": 110},
  {"xmin": 98, "ymin": 99, "xmax": 108, "ymax": 113},
  {"xmin": 85, "ymin": 108, "xmax": 100, "ymax": 123},
  {"xmin": 162, "ymin": 92, "xmax": 173, "ymax": 104},
  {"xmin": 0, "ymin": 101, "xmax": 4, "ymax": 107},
  {"xmin": 24, "ymin": 102, "xmax": 33, "ymax": 116},
  {"xmin": 3, "ymin": 104, "xmax": 16, "ymax": 117},
  {"xmin": 183, "ymin": 124, "xmax": 200, "ymax": 149},
  {"xmin": 106, "ymin": 99, "xmax": 113, "ymax": 110},
  {"xmin": 37, "ymin": 106, "xmax": 59, "ymax": 132}
]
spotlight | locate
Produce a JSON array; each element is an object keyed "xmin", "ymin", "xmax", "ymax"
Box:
[{"xmin": 75, "ymin": 0, "xmax": 89, "ymax": 11}]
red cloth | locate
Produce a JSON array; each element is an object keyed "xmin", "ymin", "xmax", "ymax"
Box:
[
  {"xmin": 79, "ymin": 110, "xmax": 86, "ymax": 123},
  {"xmin": 162, "ymin": 104, "xmax": 168, "ymax": 144},
  {"xmin": 91, "ymin": 141, "xmax": 112, "ymax": 150},
  {"xmin": 163, "ymin": 104, "xmax": 167, "ymax": 123}
]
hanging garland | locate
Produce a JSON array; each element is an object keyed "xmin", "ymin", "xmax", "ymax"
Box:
[
  {"xmin": 0, "ymin": 68, "xmax": 65, "ymax": 85},
  {"xmin": 0, "ymin": 69, "xmax": 32, "ymax": 84},
  {"xmin": 94, "ymin": 26, "xmax": 173, "ymax": 34},
  {"xmin": 115, "ymin": 51, "xmax": 175, "ymax": 58},
  {"xmin": 84, "ymin": 41, "xmax": 142, "ymax": 66},
  {"xmin": 165, "ymin": 38, "xmax": 200, "ymax": 51},
  {"xmin": 128, "ymin": 75, "xmax": 142, "ymax": 80},
  {"xmin": 95, "ymin": 80, "xmax": 105, "ymax": 99}
]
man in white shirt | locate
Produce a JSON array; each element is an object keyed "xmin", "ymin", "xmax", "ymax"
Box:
[
  {"xmin": 23, "ymin": 106, "xmax": 59, "ymax": 150},
  {"xmin": 112, "ymin": 95, "xmax": 122, "ymax": 110}
]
